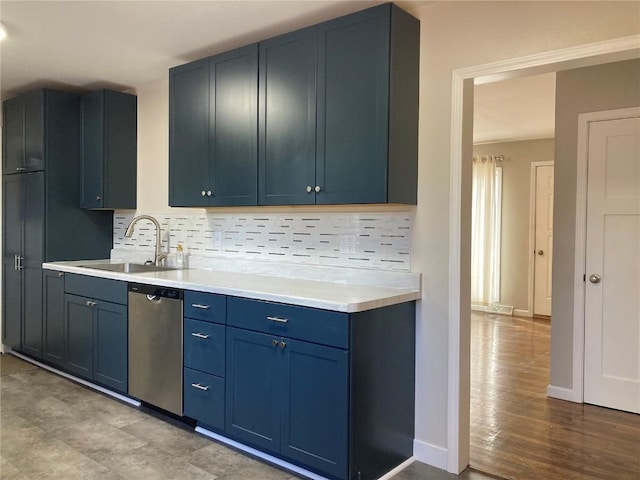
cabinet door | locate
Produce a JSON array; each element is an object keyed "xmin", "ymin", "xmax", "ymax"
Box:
[
  {"xmin": 317, "ymin": 7, "xmax": 389, "ymax": 204},
  {"xmin": 80, "ymin": 90, "xmax": 105, "ymax": 209},
  {"xmin": 226, "ymin": 327, "xmax": 280, "ymax": 452},
  {"xmin": 23, "ymin": 90, "xmax": 45, "ymax": 172},
  {"xmin": 259, "ymin": 29, "xmax": 317, "ymax": 205},
  {"xmin": 3, "ymin": 96, "xmax": 25, "ymax": 174},
  {"xmin": 2, "ymin": 175, "xmax": 23, "ymax": 349},
  {"xmin": 21, "ymin": 172, "xmax": 45, "ymax": 358},
  {"xmin": 43, "ymin": 270, "xmax": 65, "ymax": 366},
  {"xmin": 281, "ymin": 339, "xmax": 349, "ymax": 478},
  {"xmin": 169, "ymin": 58, "xmax": 210, "ymax": 207},
  {"xmin": 210, "ymin": 45, "xmax": 258, "ymax": 206},
  {"xmin": 94, "ymin": 301, "xmax": 128, "ymax": 393},
  {"xmin": 64, "ymin": 294, "xmax": 94, "ymax": 378}
]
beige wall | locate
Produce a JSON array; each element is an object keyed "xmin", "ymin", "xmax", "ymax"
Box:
[
  {"xmin": 128, "ymin": 1, "xmax": 640, "ymax": 470},
  {"xmin": 474, "ymin": 139, "xmax": 555, "ymax": 312},
  {"xmin": 551, "ymin": 59, "xmax": 640, "ymax": 389}
]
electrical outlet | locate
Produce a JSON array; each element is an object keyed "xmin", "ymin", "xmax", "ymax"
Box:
[
  {"xmin": 339, "ymin": 234, "xmax": 356, "ymax": 254},
  {"xmin": 213, "ymin": 231, "xmax": 222, "ymax": 247}
]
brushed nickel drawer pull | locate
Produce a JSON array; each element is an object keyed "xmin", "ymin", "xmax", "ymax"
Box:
[
  {"xmin": 86, "ymin": 300, "xmax": 97, "ymax": 307},
  {"xmin": 191, "ymin": 332, "xmax": 210, "ymax": 339},
  {"xmin": 191, "ymin": 304, "xmax": 210, "ymax": 310},
  {"xmin": 191, "ymin": 383, "xmax": 209, "ymax": 391},
  {"xmin": 267, "ymin": 316, "xmax": 288, "ymax": 324}
]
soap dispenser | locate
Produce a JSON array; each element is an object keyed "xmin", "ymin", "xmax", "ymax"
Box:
[{"xmin": 176, "ymin": 244, "xmax": 184, "ymax": 268}]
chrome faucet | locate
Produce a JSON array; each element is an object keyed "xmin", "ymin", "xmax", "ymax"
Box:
[{"xmin": 124, "ymin": 215, "xmax": 166, "ymax": 266}]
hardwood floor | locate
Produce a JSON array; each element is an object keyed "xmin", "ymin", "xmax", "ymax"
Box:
[{"xmin": 470, "ymin": 312, "xmax": 640, "ymax": 480}]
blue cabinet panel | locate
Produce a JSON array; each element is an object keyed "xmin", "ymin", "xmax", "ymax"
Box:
[
  {"xmin": 184, "ymin": 291, "xmax": 226, "ymax": 324},
  {"xmin": 209, "ymin": 45, "xmax": 258, "ymax": 206},
  {"xmin": 43, "ymin": 270, "xmax": 65, "ymax": 367},
  {"xmin": 184, "ymin": 319, "xmax": 225, "ymax": 377},
  {"xmin": 2, "ymin": 175, "xmax": 23, "ymax": 349},
  {"xmin": 2, "ymin": 90, "xmax": 44, "ymax": 174},
  {"xmin": 281, "ymin": 339, "xmax": 348, "ymax": 478},
  {"xmin": 227, "ymin": 296, "xmax": 348, "ymax": 348},
  {"xmin": 94, "ymin": 301, "xmax": 128, "ymax": 393},
  {"xmin": 184, "ymin": 367, "xmax": 225, "ymax": 431},
  {"xmin": 259, "ymin": 29, "xmax": 317, "ymax": 205},
  {"xmin": 225, "ymin": 327, "xmax": 280, "ymax": 452},
  {"xmin": 169, "ymin": 58, "xmax": 210, "ymax": 207},
  {"xmin": 64, "ymin": 294, "xmax": 94, "ymax": 378},
  {"xmin": 316, "ymin": 6, "xmax": 389, "ymax": 204}
]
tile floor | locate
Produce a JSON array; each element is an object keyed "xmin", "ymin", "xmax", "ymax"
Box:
[{"xmin": 0, "ymin": 354, "xmax": 495, "ymax": 480}]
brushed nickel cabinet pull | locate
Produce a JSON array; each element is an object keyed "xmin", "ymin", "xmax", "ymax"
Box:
[{"xmin": 267, "ymin": 316, "xmax": 288, "ymax": 324}]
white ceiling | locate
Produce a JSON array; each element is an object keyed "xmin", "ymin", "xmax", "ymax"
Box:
[
  {"xmin": 0, "ymin": 0, "xmax": 555, "ymax": 143},
  {"xmin": 473, "ymin": 72, "xmax": 556, "ymax": 144}
]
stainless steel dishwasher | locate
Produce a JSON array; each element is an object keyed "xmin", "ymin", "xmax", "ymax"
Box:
[{"xmin": 128, "ymin": 283, "xmax": 183, "ymax": 416}]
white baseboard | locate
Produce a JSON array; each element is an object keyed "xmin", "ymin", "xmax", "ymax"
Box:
[
  {"xmin": 513, "ymin": 309, "xmax": 533, "ymax": 317},
  {"xmin": 547, "ymin": 384, "xmax": 581, "ymax": 403},
  {"xmin": 471, "ymin": 304, "xmax": 514, "ymax": 316},
  {"xmin": 413, "ymin": 439, "xmax": 448, "ymax": 471}
]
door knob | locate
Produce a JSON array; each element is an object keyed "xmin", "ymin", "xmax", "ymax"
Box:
[
  {"xmin": 589, "ymin": 274, "xmax": 601, "ymax": 284},
  {"xmin": 537, "ymin": 250, "xmax": 544, "ymax": 256}
]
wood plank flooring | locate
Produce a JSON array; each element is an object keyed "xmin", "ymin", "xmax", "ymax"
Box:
[{"xmin": 470, "ymin": 312, "xmax": 640, "ymax": 480}]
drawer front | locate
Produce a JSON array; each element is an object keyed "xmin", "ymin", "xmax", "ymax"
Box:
[
  {"xmin": 184, "ymin": 319, "xmax": 225, "ymax": 377},
  {"xmin": 184, "ymin": 291, "xmax": 226, "ymax": 324},
  {"xmin": 65, "ymin": 273, "xmax": 127, "ymax": 305},
  {"xmin": 184, "ymin": 368, "xmax": 225, "ymax": 431},
  {"xmin": 227, "ymin": 297, "xmax": 349, "ymax": 349}
]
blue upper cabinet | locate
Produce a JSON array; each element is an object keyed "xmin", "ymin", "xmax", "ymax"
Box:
[
  {"xmin": 259, "ymin": 4, "xmax": 419, "ymax": 206},
  {"xmin": 258, "ymin": 29, "xmax": 317, "ymax": 206},
  {"xmin": 169, "ymin": 45, "xmax": 258, "ymax": 207},
  {"xmin": 169, "ymin": 58, "xmax": 210, "ymax": 207},
  {"xmin": 316, "ymin": 7, "xmax": 390, "ymax": 205},
  {"xmin": 80, "ymin": 90, "xmax": 137, "ymax": 209},
  {"xmin": 3, "ymin": 90, "xmax": 45, "ymax": 175},
  {"xmin": 210, "ymin": 45, "xmax": 258, "ymax": 206},
  {"xmin": 169, "ymin": 3, "xmax": 418, "ymax": 207}
]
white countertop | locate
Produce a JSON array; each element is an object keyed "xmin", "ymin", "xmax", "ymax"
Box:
[{"xmin": 43, "ymin": 260, "xmax": 421, "ymax": 313}]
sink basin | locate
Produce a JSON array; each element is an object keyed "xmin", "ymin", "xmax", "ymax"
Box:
[{"xmin": 79, "ymin": 262, "xmax": 177, "ymax": 273}]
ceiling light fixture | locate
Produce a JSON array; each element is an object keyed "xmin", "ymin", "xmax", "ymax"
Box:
[{"xmin": 0, "ymin": 22, "xmax": 7, "ymax": 41}]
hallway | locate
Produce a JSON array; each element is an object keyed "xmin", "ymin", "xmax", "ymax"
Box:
[{"xmin": 470, "ymin": 312, "xmax": 640, "ymax": 479}]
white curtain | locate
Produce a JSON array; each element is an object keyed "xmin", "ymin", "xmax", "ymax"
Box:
[{"xmin": 471, "ymin": 155, "xmax": 502, "ymax": 307}]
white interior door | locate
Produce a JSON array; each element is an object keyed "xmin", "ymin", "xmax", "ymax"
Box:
[
  {"xmin": 534, "ymin": 165, "xmax": 554, "ymax": 316},
  {"xmin": 584, "ymin": 114, "xmax": 640, "ymax": 414}
]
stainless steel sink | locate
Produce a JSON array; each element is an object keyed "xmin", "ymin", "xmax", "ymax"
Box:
[{"xmin": 79, "ymin": 262, "xmax": 177, "ymax": 273}]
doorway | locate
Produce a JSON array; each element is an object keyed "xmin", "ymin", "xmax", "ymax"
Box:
[
  {"xmin": 470, "ymin": 74, "xmax": 556, "ymax": 478},
  {"xmin": 447, "ymin": 37, "xmax": 640, "ymax": 475}
]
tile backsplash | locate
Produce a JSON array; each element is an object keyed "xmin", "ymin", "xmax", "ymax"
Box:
[{"xmin": 113, "ymin": 211, "xmax": 412, "ymax": 271}]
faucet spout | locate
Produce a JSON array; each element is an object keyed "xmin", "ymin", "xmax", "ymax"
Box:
[{"xmin": 124, "ymin": 215, "xmax": 166, "ymax": 266}]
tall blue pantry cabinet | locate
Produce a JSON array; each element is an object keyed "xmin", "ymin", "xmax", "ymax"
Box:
[{"xmin": 2, "ymin": 89, "xmax": 113, "ymax": 358}]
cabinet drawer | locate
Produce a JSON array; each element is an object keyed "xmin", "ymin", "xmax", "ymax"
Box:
[
  {"xmin": 227, "ymin": 297, "xmax": 349, "ymax": 349},
  {"xmin": 184, "ymin": 367, "xmax": 225, "ymax": 431},
  {"xmin": 184, "ymin": 319, "xmax": 225, "ymax": 377},
  {"xmin": 184, "ymin": 291, "xmax": 226, "ymax": 324},
  {"xmin": 65, "ymin": 273, "xmax": 127, "ymax": 305}
]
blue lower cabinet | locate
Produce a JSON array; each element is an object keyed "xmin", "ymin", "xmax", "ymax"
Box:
[
  {"xmin": 93, "ymin": 302, "xmax": 127, "ymax": 393},
  {"xmin": 64, "ymin": 294, "xmax": 94, "ymax": 378},
  {"xmin": 183, "ymin": 367, "xmax": 225, "ymax": 430},
  {"xmin": 64, "ymin": 291, "xmax": 127, "ymax": 393},
  {"xmin": 225, "ymin": 327, "xmax": 280, "ymax": 452},
  {"xmin": 281, "ymin": 339, "xmax": 348, "ymax": 478},
  {"xmin": 225, "ymin": 326, "xmax": 349, "ymax": 478}
]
